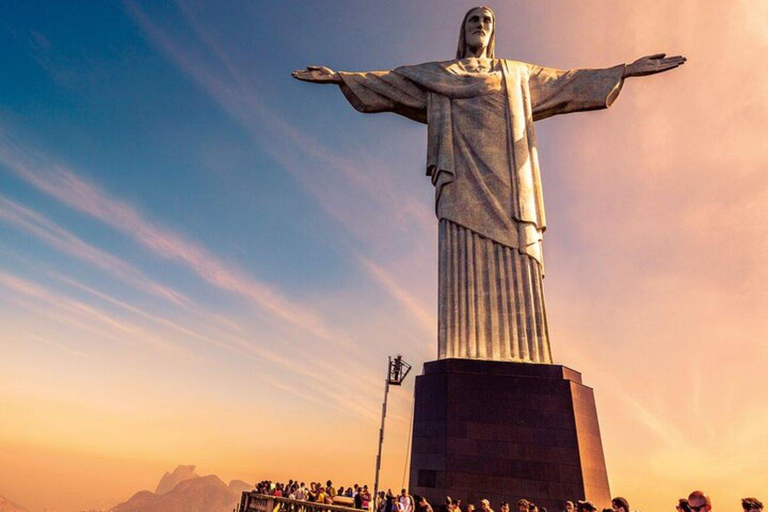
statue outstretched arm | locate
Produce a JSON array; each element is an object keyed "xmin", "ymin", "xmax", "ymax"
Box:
[
  {"xmin": 292, "ymin": 66, "xmax": 342, "ymax": 84},
  {"xmin": 622, "ymin": 53, "xmax": 686, "ymax": 78},
  {"xmin": 292, "ymin": 65, "xmax": 427, "ymax": 123},
  {"xmin": 528, "ymin": 53, "xmax": 685, "ymax": 121}
]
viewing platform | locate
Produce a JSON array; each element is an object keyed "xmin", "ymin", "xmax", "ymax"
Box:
[{"xmin": 238, "ymin": 493, "xmax": 364, "ymax": 512}]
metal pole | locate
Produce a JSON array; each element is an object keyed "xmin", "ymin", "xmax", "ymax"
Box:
[{"xmin": 373, "ymin": 357, "xmax": 391, "ymax": 511}]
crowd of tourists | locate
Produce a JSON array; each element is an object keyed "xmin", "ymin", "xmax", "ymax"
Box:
[
  {"xmin": 254, "ymin": 480, "xmax": 373, "ymax": 509},
  {"xmin": 400, "ymin": 492, "xmax": 762, "ymax": 512},
  {"xmin": 253, "ymin": 482, "xmax": 762, "ymax": 512}
]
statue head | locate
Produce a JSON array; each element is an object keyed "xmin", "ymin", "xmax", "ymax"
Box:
[{"xmin": 456, "ymin": 6, "xmax": 496, "ymax": 59}]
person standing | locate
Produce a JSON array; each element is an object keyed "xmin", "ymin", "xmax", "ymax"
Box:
[
  {"xmin": 399, "ymin": 489, "xmax": 415, "ymax": 512},
  {"xmin": 376, "ymin": 492, "xmax": 386, "ymax": 512},
  {"xmin": 742, "ymin": 498, "xmax": 763, "ymax": 512},
  {"xmin": 676, "ymin": 499, "xmax": 691, "ymax": 512},
  {"xmin": 687, "ymin": 492, "xmax": 711, "ymax": 512},
  {"xmin": 577, "ymin": 501, "xmax": 597, "ymax": 512},
  {"xmin": 316, "ymin": 485, "xmax": 327, "ymax": 505},
  {"xmin": 611, "ymin": 497, "xmax": 630, "ymax": 512},
  {"xmin": 386, "ymin": 491, "xmax": 397, "ymax": 512}
]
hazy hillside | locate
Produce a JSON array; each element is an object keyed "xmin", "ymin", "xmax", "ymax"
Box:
[
  {"xmin": 229, "ymin": 480, "xmax": 252, "ymax": 495},
  {"xmin": 112, "ymin": 474, "xmax": 240, "ymax": 512},
  {"xmin": 155, "ymin": 465, "xmax": 200, "ymax": 495}
]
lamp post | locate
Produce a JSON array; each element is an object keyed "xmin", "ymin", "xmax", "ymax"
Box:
[{"xmin": 373, "ymin": 355, "xmax": 412, "ymax": 510}]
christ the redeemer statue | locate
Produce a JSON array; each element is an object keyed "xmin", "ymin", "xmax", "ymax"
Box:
[{"xmin": 293, "ymin": 6, "xmax": 685, "ymax": 364}]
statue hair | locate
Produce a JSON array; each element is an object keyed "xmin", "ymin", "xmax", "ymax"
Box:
[{"xmin": 456, "ymin": 6, "xmax": 496, "ymax": 59}]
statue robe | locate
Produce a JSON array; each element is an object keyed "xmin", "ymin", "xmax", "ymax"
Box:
[{"xmin": 338, "ymin": 58, "xmax": 625, "ymax": 363}]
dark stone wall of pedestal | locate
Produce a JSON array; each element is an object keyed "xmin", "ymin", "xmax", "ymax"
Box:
[{"xmin": 408, "ymin": 359, "xmax": 610, "ymax": 512}]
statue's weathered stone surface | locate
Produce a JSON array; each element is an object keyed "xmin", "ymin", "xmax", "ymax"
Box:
[{"xmin": 293, "ymin": 6, "xmax": 685, "ymax": 364}]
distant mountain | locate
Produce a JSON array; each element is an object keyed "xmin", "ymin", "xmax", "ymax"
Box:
[
  {"xmin": 112, "ymin": 474, "xmax": 239, "ymax": 512},
  {"xmin": 229, "ymin": 480, "xmax": 253, "ymax": 495},
  {"xmin": 0, "ymin": 495, "xmax": 30, "ymax": 512},
  {"xmin": 155, "ymin": 465, "xmax": 200, "ymax": 495}
]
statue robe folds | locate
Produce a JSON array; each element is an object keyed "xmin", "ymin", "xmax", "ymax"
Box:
[{"xmin": 338, "ymin": 59, "xmax": 625, "ymax": 363}]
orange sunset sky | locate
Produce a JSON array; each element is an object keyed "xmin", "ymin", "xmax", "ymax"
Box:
[{"xmin": 1, "ymin": 1, "xmax": 767, "ymax": 511}]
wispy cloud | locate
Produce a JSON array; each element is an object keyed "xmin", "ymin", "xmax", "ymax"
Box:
[
  {"xmin": 2, "ymin": 265, "xmax": 379, "ymax": 417},
  {"xmin": 356, "ymin": 255, "xmax": 434, "ymax": 337},
  {"xmin": 0, "ymin": 175, "xmax": 384, "ymax": 419},
  {"xmin": 0, "ymin": 135, "xmax": 336, "ymax": 344},
  {"xmin": 160, "ymin": 0, "xmax": 433, "ymax": 236},
  {"xmin": 124, "ymin": 0, "xmax": 437, "ymax": 332},
  {"xmin": 625, "ymin": 397, "xmax": 686, "ymax": 448},
  {"xmin": 0, "ymin": 194, "xmax": 189, "ymax": 306},
  {"xmin": 50, "ymin": 273, "xmax": 234, "ymax": 353},
  {"xmin": 0, "ymin": 271, "xmax": 181, "ymax": 353},
  {"xmin": 0, "ymin": 194, "xmax": 292, "ymax": 355},
  {"xmin": 29, "ymin": 333, "xmax": 89, "ymax": 358}
]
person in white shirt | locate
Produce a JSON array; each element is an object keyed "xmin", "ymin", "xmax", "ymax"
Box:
[{"xmin": 399, "ymin": 489, "xmax": 414, "ymax": 512}]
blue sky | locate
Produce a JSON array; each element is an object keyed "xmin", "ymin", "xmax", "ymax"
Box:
[{"xmin": 2, "ymin": 2, "xmax": 348, "ymax": 290}]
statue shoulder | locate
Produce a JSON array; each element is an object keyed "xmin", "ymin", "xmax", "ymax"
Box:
[
  {"xmin": 396, "ymin": 59, "xmax": 529, "ymax": 73},
  {"xmin": 394, "ymin": 60, "xmax": 453, "ymax": 72},
  {"xmin": 498, "ymin": 59, "xmax": 538, "ymax": 80},
  {"xmin": 500, "ymin": 59, "xmax": 528, "ymax": 66},
  {"xmin": 393, "ymin": 60, "xmax": 456, "ymax": 83},
  {"xmin": 499, "ymin": 59, "xmax": 534, "ymax": 71}
]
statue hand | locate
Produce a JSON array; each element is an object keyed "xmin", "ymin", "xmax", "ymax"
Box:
[
  {"xmin": 291, "ymin": 66, "xmax": 341, "ymax": 84},
  {"xmin": 623, "ymin": 53, "xmax": 686, "ymax": 78}
]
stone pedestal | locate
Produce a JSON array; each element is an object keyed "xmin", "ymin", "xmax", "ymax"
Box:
[{"xmin": 408, "ymin": 359, "xmax": 610, "ymax": 511}]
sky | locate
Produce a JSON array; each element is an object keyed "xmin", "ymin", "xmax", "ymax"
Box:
[{"xmin": 1, "ymin": 1, "xmax": 767, "ymax": 511}]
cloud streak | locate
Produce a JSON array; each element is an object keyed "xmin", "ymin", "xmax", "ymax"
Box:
[
  {"xmin": 50, "ymin": 273, "xmax": 235, "ymax": 353},
  {"xmin": 2, "ymin": 263, "xmax": 381, "ymax": 418},
  {"xmin": 29, "ymin": 333, "xmax": 89, "ymax": 358},
  {"xmin": 356, "ymin": 255, "xmax": 434, "ymax": 337},
  {"xmin": 0, "ymin": 194, "xmax": 189, "ymax": 306},
  {"xmin": 0, "ymin": 139, "xmax": 388, "ymax": 417},
  {"xmin": 0, "ymin": 134, "xmax": 336, "ymax": 344},
  {"xmin": 0, "ymin": 271, "xmax": 181, "ymax": 353},
  {"xmin": 0, "ymin": 140, "xmax": 387, "ymax": 419},
  {"xmin": 125, "ymin": 0, "xmax": 437, "ymax": 333}
]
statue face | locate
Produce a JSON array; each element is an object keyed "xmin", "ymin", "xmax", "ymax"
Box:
[{"xmin": 464, "ymin": 7, "xmax": 493, "ymax": 54}]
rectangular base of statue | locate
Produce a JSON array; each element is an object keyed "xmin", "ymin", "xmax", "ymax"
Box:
[{"xmin": 408, "ymin": 359, "xmax": 610, "ymax": 510}]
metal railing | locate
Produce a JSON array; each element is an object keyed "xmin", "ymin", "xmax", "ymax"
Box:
[{"xmin": 238, "ymin": 493, "xmax": 364, "ymax": 512}]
